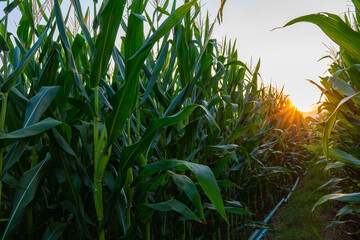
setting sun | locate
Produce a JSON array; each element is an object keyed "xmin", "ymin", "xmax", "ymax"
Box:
[{"xmin": 291, "ymin": 97, "xmax": 316, "ymax": 112}]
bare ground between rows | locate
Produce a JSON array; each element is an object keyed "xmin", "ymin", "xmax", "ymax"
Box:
[{"xmin": 264, "ymin": 171, "xmax": 357, "ymax": 240}]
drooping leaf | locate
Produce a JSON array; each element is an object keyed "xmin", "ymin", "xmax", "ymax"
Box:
[
  {"xmin": 145, "ymin": 199, "xmax": 201, "ymax": 222},
  {"xmin": 1, "ymin": 154, "xmax": 50, "ymax": 240},
  {"xmin": 336, "ymin": 204, "xmax": 360, "ymax": 218},
  {"xmin": 284, "ymin": 12, "xmax": 360, "ymax": 62},
  {"xmin": 217, "ymin": 180, "xmax": 244, "ymax": 189},
  {"xmin": 313, "ymin": 193, "xmax": 360, "ymax": 211},
  {"xmin": 0, "ymin": 118, "xmax": 62, "ymax": 146},
  {"xmin": 168, "ymin": 171, "xmax": 205, "ymax": 222},
  {"xmin": 145, "ymin": 159, "xmax": 228, "ymax": 223},
  {"xmin": 327, "ymin": 148, "xmax": 360, "ymax": 170}
]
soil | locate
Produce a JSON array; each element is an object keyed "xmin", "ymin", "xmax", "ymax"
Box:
[{"xmin": 264, "ymin": 171, "xmax": 358, "ymax": 240}]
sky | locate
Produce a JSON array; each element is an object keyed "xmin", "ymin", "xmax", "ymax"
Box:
[
  {"xmin": 201, "ymin": 0, "xmax": 351, "ymax": 112},
  {"xmin": 0, "ymin": 0, "xmax": 352, "ymax": 112}
]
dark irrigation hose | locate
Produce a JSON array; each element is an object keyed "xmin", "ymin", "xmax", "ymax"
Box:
[{"xmin": 248, "ymin": 170, "xmax": 306, "ymax": 240}]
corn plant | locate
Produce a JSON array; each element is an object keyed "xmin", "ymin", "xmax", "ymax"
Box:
[
  {"xmin": 0, "ymin": 0, "xmax": 310, "ymax": 239},
  {"xmin": 284, "ymin": 0, "xmax": 360, "ymax": 235}
]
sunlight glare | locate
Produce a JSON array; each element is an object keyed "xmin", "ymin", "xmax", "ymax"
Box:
[{"xmin": 291, "ymin": 97, "xmax": 315, "ymax": 113}]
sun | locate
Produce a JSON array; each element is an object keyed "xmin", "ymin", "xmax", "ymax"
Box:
[{"xmin": 290, "ymin": 97, "xmax": 317, "ymax": 113}]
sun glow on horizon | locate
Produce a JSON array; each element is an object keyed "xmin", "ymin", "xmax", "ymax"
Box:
[{"xmin": 290, "ymin": 97, "xmax": 317, "ymax": 113}]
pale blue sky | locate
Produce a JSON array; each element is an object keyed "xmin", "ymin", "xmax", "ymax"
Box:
[
  {"xmin": 1, "ymin": 0, "xmax": 351, "ymax": 111},
  {"xmin": 202, "ymin": 0, "xmax": 350, "ymax": 111}
]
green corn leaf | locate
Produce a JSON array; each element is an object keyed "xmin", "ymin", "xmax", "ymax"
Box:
[
  {"xmin": 2, "ymin": 172, "xmax": 25, "ymax": 190},
  {"xmin": 353, "ymin": 0, "xmax": 360, "ymax": 12},
  {"xmin": 322, "ymin": 92, "xmax": 360, "ymax": 158},
  {"xmin": 336, "ymin": 204, "xmax": 360, "ymax": 217},
  {"xmin": 4, "ymin": 98, "xmax": 23, "ymax": 132},
  {"xmin": 71, "ymin": 34, "xmax": 87, "ymax": 59},
  {"xmin": 168, "ymin": 171, "xmax": 205, "ymax": 222},
  {"xmin": 251, "ymin": 59, "xmax": 261, "ymax": 93},
  {"xmin": 217, "ymin": 180, "xmax": 244, "ymax": 189},
  {"xmin": 224, "ymin": 207, "xmax": 252, "ymax": 215},
  {"xmin": 0, "ymin": 33, "xmax": 9, "ymax": 52},
  {"xmin": 90, "ymin": 0, "xmax": 126, "ymax": 88},
  {"xmin": 156, "ymin": 6, "xmax": 170, "ymax": 16},
  {"xmin": 131, "ymin": 0, "xmax": 198, "ymax": 59},
  {"xmin": 140, "ymin": 41, "xmax": 169, "ymax": 105},
  {"xmin": 102, "ymin": 104, "xmax": 199, "ymax": 229},
  {"xmin": 1, "ymin": 26, "xmax": 49, "ymax": 93},
  {"xmin": 198, "ymin": 104, "xmax": 220, "ymax": 130},
  {"xmin": 328, "ymin": 77, "xmax": 359, "ymax": 99},
  {"xmin": 327, "ymin": 148, "xmax": 360, "ymax": 170},
  {"xmin": 51, "ymin": 128, "xmax": 76, "ymax": 156},
  {"xmin": 183, "ymin": 162, "xmax": 227, "ymax": 223},
  {"xmin": 38, "ymin": 22, "xmax": 56, "ymax": 62},
  {"xmin": 4, "ymin": 0, "xmax": 22, "ymax": 14},
  {"xmin": 106, "ymin": 0, "xmax": 197, "ymax": 145},
  {"xmin": 145, "ymin": 159, "xmax": 228, "ymax": 223},
  {"xmin": 145, "ymin": 199, "xmax": 201, "ymax": 222},
  {"xmin": 49, "ymin": 140, "xmax": 92, "ymax": 238},
  {"xmin": 36, "ymin": 50, "xmax": 60, "ymax": 91},
  {"xmin": 41, "ymin": 222, "xmax": 67, "ymax": 240},
  {"xmin": 205, "ymin": 144, "xmax": 238, "ymax": 151},
  {"xmin": 303, "ymin": 145, "xmax": 360, "ymax": 170},
  {"xmin": 105, "ymin": 0, "xmax": 144, "ymax": 145},
  {"xmin": 70, "ymin": 0, "xmax": 94, "ymax": 51},
  {"xmin": 54, "ymin": 0, "xmax": 75, "ymax": 72},
  {"xmin": 323, "ymin": 111, "xmax": 337, "ymax": 159},
  {"xmin": 112, "ymin": 47, "xmax": 125, "ymax": 81},
  {"xmin": 1, "ymin": 141, "xmax": 26, "ymax": 180},
  {"xmin": 16, "ymin": 14, "xmax": 32, "ymax": 48},
  {"xmin": 283, "ymin": 12, "xmax": 360, "ymax": 62},
  {"xmin": 174, "ymin": 25, "xmax": 191, "ymax": 87},
  {"xmin": 213, "ymin": 155, "xmax": 231, "ymax": 179},
  {"xmin": 223, "ymin": 123, "xmax": 259, "ymax": 144},
  {"xmin": 314, "ymin": 178, "xmax": 344, "ymax": 193},
  {"xmin": 0, "ymin": 118, "xmax": 62, "ymax": 146},
  {"xmin": 68, "ymin": 98, "xmax": 94, "ymax": 118},
  {"xmin": 23, "ymin": 86, "xmax": 59, "ymax": 127},
  {"xmin": 313, "ymin": 193, "xmax": 360, "ymax": 211},
  {"xmin": 1, "ymin": 154, "xmax": 50, "ymax": 240},
  {"xmin": 191, "ymin": 22, "xmax": 215, "ymax": 75},
  {"xmin": 54, "ymin": 0, "xmax": 89, "ymax": 100},
  {"xmin": 51, "ymin": 128, "xmax": 94, "ymax": 191},
  {"xmin": 121, "ymin": 104, "xmax": 198, "ymax": 171}
]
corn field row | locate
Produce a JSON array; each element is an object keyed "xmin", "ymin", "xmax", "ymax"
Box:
[{"xmin": 0, "ymin": 0, "xmax": 358, "ymax": 239}]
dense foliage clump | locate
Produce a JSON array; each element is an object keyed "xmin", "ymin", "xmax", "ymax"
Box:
[
  {"xmin": 0, "ymin": 0, "xmax": 310, "ymax": 239},
  {"xmin": 284, "ymin": 0, "xmax": 360, "ymax": 236}
]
